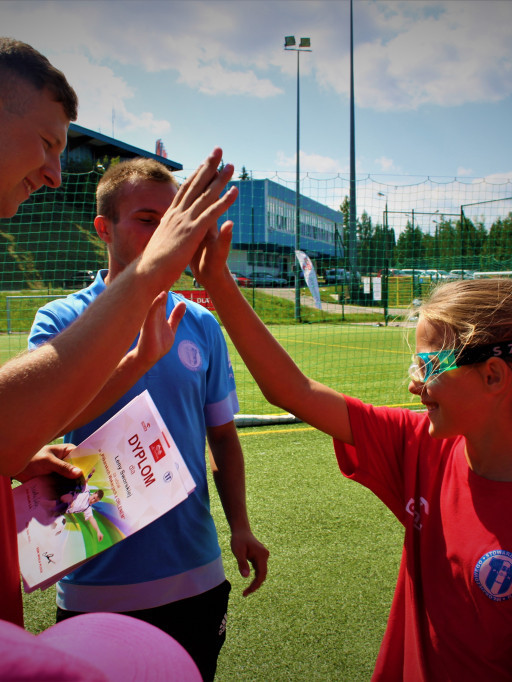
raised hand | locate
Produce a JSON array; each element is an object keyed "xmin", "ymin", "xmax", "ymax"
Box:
[
  {"xmin": 141, "ymin": 148, "xmax": 238, "ymax": 290},
  {"xmin": 190, "ymin": 220, "xmax": 235, "ymax": 290},
  {"xmin": 135, "ymin": 294, "xmax": 186, "ymax": 368}
]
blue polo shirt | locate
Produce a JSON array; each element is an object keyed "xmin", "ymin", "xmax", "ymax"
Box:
[{"xmin": 29, "ymin": 270, "xmax": 238, "ymax": 611}]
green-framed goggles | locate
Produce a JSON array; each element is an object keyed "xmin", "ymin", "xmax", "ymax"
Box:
[{"xmin": 408, "ymin": 340, "xmax": 512, "ymax": 383}]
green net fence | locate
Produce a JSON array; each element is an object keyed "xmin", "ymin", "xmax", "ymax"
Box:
[{"xmin": 1, "ymin": 169, "xmax": 512, "ymax": 419}]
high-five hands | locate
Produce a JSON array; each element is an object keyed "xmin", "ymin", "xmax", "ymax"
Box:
[{"xmin": 140, "ymin": 148, "xmax": 238, "ymax": 290}]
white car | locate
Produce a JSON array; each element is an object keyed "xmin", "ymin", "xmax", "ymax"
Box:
[
  {"xmin": 423, "ymin": 269, "xmax": 456, "ymax": 280},
  {"xmin": 449, "ymin": 269, "xmax": 475, "ymax": 279}
]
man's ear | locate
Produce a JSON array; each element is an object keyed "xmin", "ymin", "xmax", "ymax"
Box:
[{"xmin": 94, "ymin": 215, "xmax": 112, "ymax": 244}]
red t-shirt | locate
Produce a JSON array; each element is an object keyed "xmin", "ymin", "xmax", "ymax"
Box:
[
  {"xmin": 1, "ymin": 475, "xmax": 23, "ymax": 626},
  {"xmin": 334, "ymin": 396, "xmax": 512, "ymax": 681}
]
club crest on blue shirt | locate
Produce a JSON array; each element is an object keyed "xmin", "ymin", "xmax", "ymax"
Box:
[
  {"xmin": 474, "ymin": 550, "xmax": 512, "ymax": 601},
  {"xmin": 178, "ymin": 340, "xmax": 203, "ymax": 371}
]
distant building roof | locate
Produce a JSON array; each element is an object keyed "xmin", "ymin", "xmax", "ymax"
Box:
[{"xmin": 64, "ymin": 123, "xmax": 182, "ymax": 171}]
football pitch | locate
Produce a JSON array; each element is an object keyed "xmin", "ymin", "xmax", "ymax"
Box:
[
  {"xmin": 23, "ymin": 426, "xmax": 404, "ymax": 681},
  {"xmin": 1, "ymin": 321, "xmax": 421, "ymax": 415},
  {"xmin": 225, "ymin": 321, "xmax": 421, "ymax": 415}
]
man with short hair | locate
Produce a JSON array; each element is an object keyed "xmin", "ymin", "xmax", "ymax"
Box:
[
  {"xmin": 0, "ymin": 36, "xmax": 237, "ymax": 627},
  {"xmin": 29, "ymin": 157, "xmax": 269, "ymax": 681}
]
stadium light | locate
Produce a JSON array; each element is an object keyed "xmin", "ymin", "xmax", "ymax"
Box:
[
  {"xmin": 349, "ymin": 0, "xmax": 358, "ymax": 304},
  {"xmin": 284, "ymin": 35, "xmax": 312, "ymax": 321}
]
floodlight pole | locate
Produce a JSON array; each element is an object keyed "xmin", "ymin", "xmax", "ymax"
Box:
[
  {"xmin": 285, "ymin": 36, "xmax": 312, "ymax": 321},
  {"xmin": 349, "ymin": 0, "xmax": 358, "ymax": 303}
]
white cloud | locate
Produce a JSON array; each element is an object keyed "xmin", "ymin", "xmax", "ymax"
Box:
[
  {"xmin": 2, "ymin": 0, "xmax": 511, "ymax": 152},
  {"xmin": 176, "ymin": 61, "xmax": 281, "ymax": 97},
  {"xmin": 314, "ymin": 0, "xmax": 512, "ymax": 111},
  {"xmin": 275, "ymin": 150, "xmax": 345, "ymax": 174},
  {"xmin": 48, "ymin": 52, "xmax": 171, "ymax": 139},
  {"xmin": 375, "ymin": 156, "xmax": 398, "ymax": 172},
  {"xmin": 482, "ymin": 171, "xmax": 512, "ymax": 184}
]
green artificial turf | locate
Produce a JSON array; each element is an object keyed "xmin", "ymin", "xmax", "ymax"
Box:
[{"xmin": 23, "ymin": 426, "xmax": 403, "ymax": 681}]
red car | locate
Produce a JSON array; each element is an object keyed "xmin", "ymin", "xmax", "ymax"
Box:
[{"xmin": 231, "ymin": 272, "xmax": 253, "ymax": 287}]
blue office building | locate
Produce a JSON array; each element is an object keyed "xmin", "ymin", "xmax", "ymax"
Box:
[{"xmin": 224, "ymin": 179, "xmax": 344, "ymax": 278}]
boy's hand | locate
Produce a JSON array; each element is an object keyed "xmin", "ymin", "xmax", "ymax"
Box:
[
  {"xmin": 133, "ymin": 294, "xmax": 186, "ymax": 369},
  {"xmin": 230, "ymin": 528, "xmax": 269, "ymax": 597},
  {"xmin": 14, "ymin": 443, "xmax": 82, "ymax": 483}
]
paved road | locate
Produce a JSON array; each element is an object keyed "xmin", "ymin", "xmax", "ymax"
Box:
[{"xmin": 263, "ymin": 287, "xmax": 413, "ymax": 323}]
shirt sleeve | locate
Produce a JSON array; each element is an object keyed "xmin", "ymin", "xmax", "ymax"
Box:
[
  {"xmin": 28, "ymin": 304, "xmax": 70, "ymax": 349},
  {"xmin": 333, "ymin": 396, "xmax": 429, "ymax": 524},
  {"xmin": 203, "ymin": 318, "xmax": 239, "ymax": 427}
]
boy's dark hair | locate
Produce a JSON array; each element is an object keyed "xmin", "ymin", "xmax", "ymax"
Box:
[{"xmin": 0, "ymin": 37, "xmax": 78, "ymax": 120}]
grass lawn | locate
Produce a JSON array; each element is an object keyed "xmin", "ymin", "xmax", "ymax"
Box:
[
  {"xmin": 0, "ymin": 321, "xmax": 420, "ymax": 414},
  {"xmin": 24, "ymin": 426, "xmax": 403, "ymax": 681}
]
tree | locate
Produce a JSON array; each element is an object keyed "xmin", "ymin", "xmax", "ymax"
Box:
[
  {"xmin": 395, "ymin": 220, "xmax": 424, "ymax": 267},
  {"xmin": 482, "ymin": 213, "xmax": 512, "ymax": 270},
  {"xmin": 238, "ymin": 166, "xmax": 250, "ymax": 181},
  {"xmin": 357, "ymin": 211, "xmax": 373, "ymax": 274},
  {"xmin": 372, "ymin": 223, "xmax": 396, "ymax": 272},
  {"xmin": 339, "ymin": 196, "xmax": 350, "ymax": 249}
]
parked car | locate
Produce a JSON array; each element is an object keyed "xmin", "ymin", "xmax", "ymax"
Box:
[
  {"xmin": 385, "ymin": 268, "xmax": 408, "ymax": 277},
  {"xmin": 399, "ymin": 269, "xmax": 431, "ymax": 282},
  {"xmin": 249, "ymin": 271, "xmax": 287, "ymax": 287},
  {"xmin": 423, "ymin": 269, "xmax": 457, "ymax": 281},
  {"xmin": 64, "ymin": 270, "xmax": 95, "ymax": 288},
  {"xmin": 324, "ymin": 268, "xmax": 360, "ymax": 284},
  {"xmin": 231, "ymin": 272, "xmax": 253, "ymax": 287},
  {"xmin": 449, "ymin": 269, "xmax": 475, "ymax": 279},
  {"xmin": 279, "ymin": 270, "xmax": 306, "ymax": 287}
]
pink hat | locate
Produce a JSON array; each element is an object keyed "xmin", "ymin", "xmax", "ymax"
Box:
[{"xmin": 0, "ymin": 612, "xmax": 201, "ymax": 681}]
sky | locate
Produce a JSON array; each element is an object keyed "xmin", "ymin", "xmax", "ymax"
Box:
[{"xmin": 2, "ymin": 0, "xmax": 512, "ymax": 226}]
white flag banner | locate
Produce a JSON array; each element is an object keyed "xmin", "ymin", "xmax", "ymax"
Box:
[{"xmin": 295, "ymin": 250, "xmax": 322, "ymax": 310}]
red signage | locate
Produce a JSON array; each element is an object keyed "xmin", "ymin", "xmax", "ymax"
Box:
[{"xmin": 174, "ymin": 290, "xmax": 215, "ymax": 311}]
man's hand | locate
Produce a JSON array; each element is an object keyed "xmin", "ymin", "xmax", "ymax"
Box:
[
  {"xmin": 141, "ymin": 148, "xmax": 238, "ymax": 291},
  {"xmin": 14, "ymin": 443, "xmax": 82, "ymax": 483},
  {"xmin": 133, "ymin": 294, "xmax": 186, "ymax": 369},
  {"xmin": 231, "ymin": 528, "xmax": 269, "ymax": 597}
]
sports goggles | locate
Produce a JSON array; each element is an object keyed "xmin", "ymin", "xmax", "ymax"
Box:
[{"xmin": 408, "ymin": 340, "xmax": 512, "ymax": 384}]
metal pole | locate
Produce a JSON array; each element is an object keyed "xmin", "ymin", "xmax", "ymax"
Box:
[
  {"xmin": 384, "ymin": 202, "xmax": 389, "ymax": 325},
  {"xmin": 349, "ymin": 0, "xmax": 358, "ymax": 302},
  {"xmin": 251, "ymin": 206, "xmax": 255, "ymax": 309},
  {"xmin": 412, "ymin": 209, "xmax": 417, "ymax": 297},
  {"xmin": 295, "ymin": 49, "xmax": 301, "ymax": 321},
  {"xmin": 285, "ymin": 37, "xmax": 310, "ymax": 320}
]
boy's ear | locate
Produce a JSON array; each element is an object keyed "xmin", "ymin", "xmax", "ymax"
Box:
[{"xmin": 94, "ymin": 215, "xmax": 112, "ymax": 244}]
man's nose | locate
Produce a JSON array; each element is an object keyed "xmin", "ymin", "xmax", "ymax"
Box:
[{"xmin": 42, "ymin": 153, "xmax": 62, "ymax": 188}]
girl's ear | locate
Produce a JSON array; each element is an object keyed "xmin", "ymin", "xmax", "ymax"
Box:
[
  {"xmin": 481, "ymin": 357, "xmax": 512, "ymax": 393},
  {"xmin": 94, "ymin": 215, "xmax": 112, "ymax": 244}
]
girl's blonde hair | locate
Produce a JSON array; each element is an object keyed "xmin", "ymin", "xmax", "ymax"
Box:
[{"xmin": 418, "ymin": 278, "xmax": 512, "ymax": 349}]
